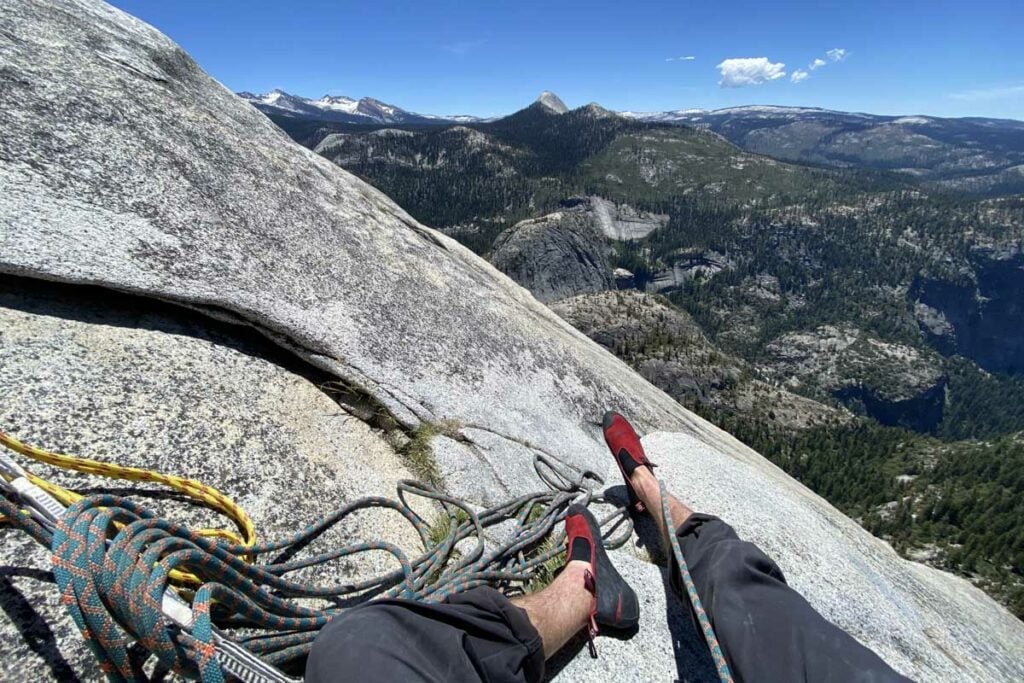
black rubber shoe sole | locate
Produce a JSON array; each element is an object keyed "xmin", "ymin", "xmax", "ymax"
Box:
[{"xmin": 567, "ymin": 504, "xmax": 640, "ymax": 630}]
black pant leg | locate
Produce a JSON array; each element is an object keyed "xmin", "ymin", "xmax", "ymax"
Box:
[
  {"xmin": 305, "ymin": 587, "xmax": 544, "ymax": 683},
  {"xmin": 675, "ymin": 514, "xmax": 912, "ymax": 683}
]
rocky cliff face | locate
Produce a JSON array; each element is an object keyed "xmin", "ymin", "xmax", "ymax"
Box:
[
  {"xmin": 489, "ymin": 197, "xmax": 671, "ymax": 302},
  {"xmin": 552, "ymin": 291, "xmax": 845, "ymax": 431},
  {"xmin": 490, "ymin": 210, "xmax": 616, "ymax": 303},
  {"xmin": 763, "ymin": 325, "xmax": 948, "ymax": 431},
  {"xmin": 552, "ymin": 291, "xmax": 743, "ymax": 401},
  {"xmin": 913, "ymin": 242, "xmax": 1024, "ymax": 373},
  {"xmin": 562, "ymin": 196, "xmax": 669, "ymax": 241},
  {"xmin": 645, "ymin": 250, "xmax": 735, "ymax": 294},
  {"xmin": 2, "ymin": 1, "xmax": 1024, "ymax": 681}
]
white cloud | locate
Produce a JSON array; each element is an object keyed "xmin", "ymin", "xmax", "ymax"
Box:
[
  {"xmin": 949, "ymin": 84, "xmax": 1024, "ymax": 101},
  {"xmin": 666, "ymin": 56, "xmax": 696, "ymax": 62},
  {"xmin": 716, "ymin": 57, "xmax": 786, "ymax": 88},
  {"xmin": 786, "ymin": 51, "xmax": 847, "ymax": 85},
  {"xmin": 442, "ymin": 38, "xmax": 487, "ymax": 57}
]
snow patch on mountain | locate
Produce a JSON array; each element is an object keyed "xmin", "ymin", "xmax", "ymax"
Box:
[
  {"xmin": 238, "ymin": 90, "xmax": 482, "ymax": 124},
  {"xmin": 892, "ymin": 116, "xmax": 933, "ymax": 125}
]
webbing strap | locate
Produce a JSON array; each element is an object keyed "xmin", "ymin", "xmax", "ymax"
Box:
[{"xmin": 0, "ymin": 429, "xmax": 255, "ymax": 548}]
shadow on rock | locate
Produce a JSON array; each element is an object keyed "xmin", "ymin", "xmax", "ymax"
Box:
[
  {"xmin": 0, "ymin": 565, "xmax": 82, "ymax": 682},
  {"xmin": 0, "ymin": 274, "xmax": 332, "ymax": 385},
  {"xmin": 543, "ymin": 621, "xmax": 642, "ymax": 681},
  {"xmin": 624, "ymin": 493, "xmax": 720, "ymax": 683}
]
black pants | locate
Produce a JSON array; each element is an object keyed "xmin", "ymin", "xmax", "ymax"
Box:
[
  {"xmin": 305, "ymin": 586, "xmax": 544, "ymax": 683},
  {"xmin": 305, "ymin": 515, "xmax": 909, "ymax": 683},
  {"xmin": 675, "ymin": 514, "xmax": 910, "ymax": 683}
]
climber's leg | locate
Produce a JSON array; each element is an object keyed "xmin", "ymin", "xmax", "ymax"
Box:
[
  {"xmin": 629, "ymin": 465, "xmax": 911, "ymax": 683},
  {"xmin": 305, "ymin": 586, "xmax": 545, "ymax": 683},
  {"xmin": 510, "ymin": 558, "xmax": 596, "ymax": 658},
  {"xmin": 307, "ymin": 504, "xmax": 641, "ymax": 683}
]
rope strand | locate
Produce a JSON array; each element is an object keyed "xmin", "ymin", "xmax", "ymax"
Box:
[{"xmin": 660, "ymin": 480, "xmax": 734, "ymax": 683}]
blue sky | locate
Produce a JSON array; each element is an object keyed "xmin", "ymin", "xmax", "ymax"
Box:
[{"xmin": 110, "ymin": 0, "xmax": 1023, "ymax": 120}]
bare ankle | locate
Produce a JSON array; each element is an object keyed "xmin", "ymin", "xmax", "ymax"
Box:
[
  {"xmin": 629, "ymin": 467, "xmax": 658, "ymax": 503},
  {"xmin": 549, "ymin": 560, "xmax": 592, "ymax": 600},
  {"xmin": 563, "ymin": 559, "xmax": 591, "ymax": 576},
  {"xmin": 517, "ymin": 558, "xmax": 594, "ymax": 658}
]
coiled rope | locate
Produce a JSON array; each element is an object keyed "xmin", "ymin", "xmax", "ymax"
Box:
[{"xmin": 0, "ymin": 430, "xmax": 634, "ymax": 682}]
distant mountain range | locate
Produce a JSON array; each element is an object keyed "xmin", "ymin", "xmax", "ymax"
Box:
[
  {"xmin": 241, "ymin": 90, "xmax": 1024, "ymax": 194},
  {"xmin": 171, "ymin": 83, "xmax": 1024, "ymax": 619},
  {"xmin": 622, "ymin": 105, "xmax": 1024, "ymax": 194},
  {"xmin": 237, "ymin": 90, "xmax": 483, "ymax": 125}
]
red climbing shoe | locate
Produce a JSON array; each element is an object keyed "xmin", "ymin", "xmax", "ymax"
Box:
[
  {"xmin": 565, "ymin": 504, "xmax": 640, "ymax": 656},
  {"xmin": 602, "ymin": 411, "xmax": 656, "ymax": 513}
]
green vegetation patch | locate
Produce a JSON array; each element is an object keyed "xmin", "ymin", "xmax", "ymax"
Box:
[{"xmin": 400, "ymin": 423, "xmax": 444, "ymax": 488}]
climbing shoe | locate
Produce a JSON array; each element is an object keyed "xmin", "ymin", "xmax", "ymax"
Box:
[
  {"xmin": 565, "ymin": 503, "xmax": 640, "ymax": 656},
  {"xmin": 602, "ymin": 411, "xmax": 656, "ymax": 513}
]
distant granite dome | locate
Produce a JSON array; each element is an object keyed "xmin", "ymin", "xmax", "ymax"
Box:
[
  {"xmin": 536, "ymin": 90, "xmax": 569, "ymax": 114},
  {"xmin": 490, "ymin": 210, "xmax": 615, "ymax": 303}
]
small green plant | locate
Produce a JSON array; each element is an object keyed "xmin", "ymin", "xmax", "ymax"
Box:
[
  {"xmin": 427, "ymin": 508, "xmax": 471, "ymax": 549},
  {"xmin": 400, "ymin": 423, "xmax": 443, "ymax": 488},
  {"xmin": 524, "ymin": 503, "xmax": 548, "ymax": 525},
  {"xmin": 526, "ymin": 536, "xmax": 566, "ymax": 592}
]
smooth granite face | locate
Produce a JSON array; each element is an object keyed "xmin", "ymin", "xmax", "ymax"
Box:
[
  {"xmin": 0, "ymin": 281, "xmax": 427, "ymax": 681},
  {"xmin": 1, "ymin": 1, "xmax": 1023, "ymax": 681},
  {"xmin": 0, "ymin": 0, "xmax": 737, "ymax": 479}
]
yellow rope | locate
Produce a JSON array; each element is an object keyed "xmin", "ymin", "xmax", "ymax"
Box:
[{"xmin": 0, "ymin": 429, "xmax": 256, "ymax": 583}]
